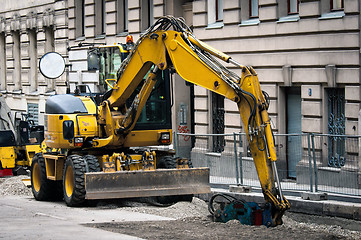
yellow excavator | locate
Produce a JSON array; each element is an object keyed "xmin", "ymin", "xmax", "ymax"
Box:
[{"xmin": 32, "ymin": 16, "xmax": 289, "ymax": 226}]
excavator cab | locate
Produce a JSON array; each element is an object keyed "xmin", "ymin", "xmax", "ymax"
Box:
[
  {"xmin": 126, "ymin": 69, "xmax": 172, "ymax": 131},
  {"xmin": 14, "ymin": 113, "xmax": 44, "ymax": 146},
  {"xmin": 98, "ymin": 46, "xmax": 124, "ymax": 90},
  {"xmin": 90, "ymin": 44, "xmax": 172, "ymax": 131}
]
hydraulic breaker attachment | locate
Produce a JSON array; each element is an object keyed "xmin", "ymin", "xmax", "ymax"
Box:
[
  {"xmin": 209, "ymin": 193, "xmax": 274, "ymax": 227},
  {"xmin": 85, "ymin": 167, "xmax": 210, "ymax": 200}
]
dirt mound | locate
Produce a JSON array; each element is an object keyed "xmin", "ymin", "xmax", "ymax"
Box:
[
  {"xmin": 0, "ymin": 176, "xmax": 32, "ymax": 196},
  {"xmin": 91, "ymin": 198, "xmax": 361, "ymax": 240},
  {"xmin": 120, "ymin": 197, "xmax": 209, "ymax": 219}
]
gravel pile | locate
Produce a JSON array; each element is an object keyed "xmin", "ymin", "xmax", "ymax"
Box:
[
  {"xmin": 121, "ymin": 197, "xmax": 209, "ymax": 219},
  {"xmin": 282, "ymin": 214, "xmax": 361, "ymax": 240},
  {"xmin": 0, "ymin": 176, "xmax": 32, "ymax": 196}
]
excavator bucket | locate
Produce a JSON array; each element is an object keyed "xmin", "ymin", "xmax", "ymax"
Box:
[{"xmin": 85, "ymin": 167, "xmax": 210, "ymax": 200}]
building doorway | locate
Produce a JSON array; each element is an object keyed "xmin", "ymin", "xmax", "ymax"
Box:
[{"xmin": 286, "ymin": 87, "xmax": 301, "ymax": 178}]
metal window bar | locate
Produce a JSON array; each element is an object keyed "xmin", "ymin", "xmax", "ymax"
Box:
[
  {"xmin": 327, "ymin": 88, "xmax": 345, "ymax": 168},
  {"xmin": 27, "ymin": 103, "xmax": 39, "ymax": 125}
]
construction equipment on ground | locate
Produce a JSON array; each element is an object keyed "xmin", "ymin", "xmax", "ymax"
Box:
[
  {"xmin": 32, "ymin": 16, "xmax": 289, "ymax": 226},
  {"xmin": 0, "ymin": 94, "xmax": 44, "ymax": 177},
  {"xmin": 209, "ymin": 193, "xmax": 274, "ymax": 227}
]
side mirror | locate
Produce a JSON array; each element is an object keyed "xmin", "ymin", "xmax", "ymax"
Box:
[{"xmin": 39, "ymin": 52, "xmax": 66, "ymax": 79}]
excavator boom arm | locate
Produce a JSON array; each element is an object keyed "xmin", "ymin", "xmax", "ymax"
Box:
[{"xmin": 100, "ymin": 17, "xmax": 289, "ymax": 225}]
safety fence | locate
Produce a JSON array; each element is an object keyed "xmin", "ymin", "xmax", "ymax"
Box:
[{"xmin": 174, "ymin": 132, "xmax": 361, "ymax": 197}]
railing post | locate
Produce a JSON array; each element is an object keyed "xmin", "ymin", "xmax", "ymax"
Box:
[
  {"xmin": 307, "ymin": 133, "xmax": 314, "ymax": 192},
  {"xmin": 233, "ymin": 132, "xmax": 240, "ymax": 185},
  {"xmin": 239, "ymin": 133, "xmax": 244, "ymax": 185},
  {"xmin": 311, "ymin": 133, "xmax": 318, "ymax": 192}
]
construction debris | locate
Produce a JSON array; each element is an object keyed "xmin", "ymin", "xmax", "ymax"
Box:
[{"xmin": 0, "ymin": 176, "xmax": 32, "ymax": 196}]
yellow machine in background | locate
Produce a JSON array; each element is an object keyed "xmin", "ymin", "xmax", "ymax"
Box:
[
  {"xmin": 32, "ymin": 16, "xmax": 289, "ymax": 226},
  {"xmin": 0, "ymin": 95, "xmax": 43, "ymax": 176}
]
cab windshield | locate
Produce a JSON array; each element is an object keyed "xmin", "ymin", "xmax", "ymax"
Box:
[
  {"xmin": 127, "ymin": 70, "xmax": 171, "ymax": 130},
  {"xmin": 99, "ymin": 47, "xmax": 122, "ymax": 89}
]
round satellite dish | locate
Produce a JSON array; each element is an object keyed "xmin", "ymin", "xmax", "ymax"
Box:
[{"xmin": 39, "ymin": 52, "xmax": 66, "ymax": 79}]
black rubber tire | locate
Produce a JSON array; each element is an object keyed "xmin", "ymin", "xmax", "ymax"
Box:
[
  {"xmin": 63, "ymin": 155, "xmax": 86, "ymax": 207},
  {"xmin": 83, "ymin": 155, "xmax": 101, "ymax": 207},
  {"xmin": 156, "ymin": 156, "xmax": 177, "ymax": 169},
  {"xmin": 31, "ymin": 153, "xmax": 55, "ymax": 201},
  {"xmin": 84, "ymin": 155, "xmax": 101, "ymax": 172},
  {"xmin": 187, "ymin": 159, "xmax": 194, "ymax": 168},
  {"xmin": 156, "ymin": 156, "xmax": 193, "ymax": 204},
  {"xmin": 157, "ymin": 156, "xmax": 193, "ymax": 169}
]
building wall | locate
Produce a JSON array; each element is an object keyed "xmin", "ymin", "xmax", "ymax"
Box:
[
  {"xmin": 0, "ymin": 0, "xmax": 68, "ymax": 125},
  {"xmin": 191, "ymin": 0, "xmax": 360, "ymax": 171},
  {"xmin": 193, "ymin": 0, "xmax": 360, "ymax": 134}
]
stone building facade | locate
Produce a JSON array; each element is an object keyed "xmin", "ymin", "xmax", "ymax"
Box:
[
  {"xmin": 0, "ymin": 0, "xmax": 360, "ymax": 180},
  {"xmin": 192, "ymin": 0, "xmax": 360, "ymax": 136},
  {"xmin": 0, "ymin": 0, "xmax": 68, "ymax": 125},
  {"xmin": 190, "ymin": 0, "xmax": 361, "ymax": 179}
]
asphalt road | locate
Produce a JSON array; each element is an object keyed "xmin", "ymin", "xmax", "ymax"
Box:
[{"xmin": 0, "ymin": 196, "xmax": 172, "ymax": 240}]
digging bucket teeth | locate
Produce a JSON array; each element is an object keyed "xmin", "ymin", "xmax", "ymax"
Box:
[{"xmin": 85, "ymin": 167, "xmax": 210, "ymax": 200}]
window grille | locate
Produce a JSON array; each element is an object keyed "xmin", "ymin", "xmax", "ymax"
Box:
[
  {"xmin": 27, "ymin": 103, "xmax": 39, "ymax": 125},
  {"xmin": 327, "ymin": 88, "xmax": 345, "ymax": 167},
  {"xmin": 212, "ymin": 93, "xmax": 225, "ymax": 153}
]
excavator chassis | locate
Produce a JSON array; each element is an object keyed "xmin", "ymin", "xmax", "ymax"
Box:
[{"xmin": 85, "ymin": 167, "xmax": 210, "ymax": 199}]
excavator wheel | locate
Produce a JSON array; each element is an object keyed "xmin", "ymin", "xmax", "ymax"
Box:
[
  {"xmin": 84, "ymin": 155, "xmax": 101, "ymax": 172},
  {"xmin": 157, "ymin": 155, "xmax": 177, "ymax": 169},
  {"xmin": 31, "ymin": 153, "xmax": 55, "ymax": 201},
  {"xmin": 83, "ymin": 155, "xmax": 101, "ymax": 206},
  {"xmin": 63, "ymin": 155, "xmax": 86, "ymax": 207},
  {"xmin": 155, "ymin": 156, "xmax": 193, "ymax": 205}
]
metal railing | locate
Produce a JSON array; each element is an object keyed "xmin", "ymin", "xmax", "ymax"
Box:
[{"xmin": 175, "ymin": 132, "xmax": 361, "ymax": 197}]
